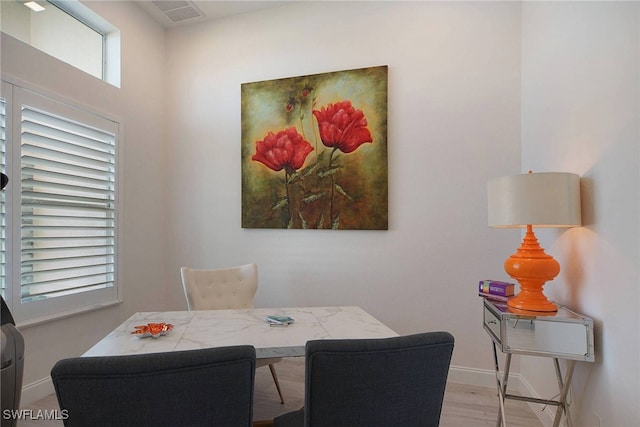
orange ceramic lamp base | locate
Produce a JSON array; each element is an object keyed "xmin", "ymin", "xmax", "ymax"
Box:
[{"xmin": 505, "ymin": 225, "xmax": 559, "ymax": 312}]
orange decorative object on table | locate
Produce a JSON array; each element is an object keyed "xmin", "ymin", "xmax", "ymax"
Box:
[
  {"xmin": 503, "ymin": 224, "xmax": 560, "ymax": 312},
  {"xmin": 487, "ymin": 172, "xmax": 582, "ymax": 313},
  {"xmin": 131, "ymin": 323, "xmax": 173, "ymax": 338}
]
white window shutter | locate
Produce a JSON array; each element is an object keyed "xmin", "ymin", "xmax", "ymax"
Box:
[{"xmin": 2, "ymin": 83, "xmax": 121, "ymax": 324}]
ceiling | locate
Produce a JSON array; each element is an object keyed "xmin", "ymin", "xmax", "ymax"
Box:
[{"xmin": 135, "ymin": 1, "xmax": 290, "ymax": 28}]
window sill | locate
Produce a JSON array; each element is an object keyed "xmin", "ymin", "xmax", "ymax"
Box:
[{"xmin": 16, "ymin": 299, "xmax": 123, "ymax": 329}]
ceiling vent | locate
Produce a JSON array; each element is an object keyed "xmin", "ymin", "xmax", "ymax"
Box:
[{"xmin": 151, "ymin": 1, "xmax": 203, "ymax": 23}]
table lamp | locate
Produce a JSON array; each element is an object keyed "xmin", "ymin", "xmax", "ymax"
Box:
[{"xmin": 487, "ymin": 172, "xmax": 581, "ymax": 312}]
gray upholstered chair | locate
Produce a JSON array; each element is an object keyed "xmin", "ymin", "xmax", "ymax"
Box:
[
  {"xmin": 181, "ymin": 263, "xmax": 285, "ymax": 403},
  {"xmin": 51, "ymin": 345, "xmax": 256, "ymax": 427},
  {"xmin": 273, "ymin": 331, "xmax": 455, "ymax": 427},
  {"xmin": 1, "ymin": 296, "xmax": 24, "ymax": 427}
]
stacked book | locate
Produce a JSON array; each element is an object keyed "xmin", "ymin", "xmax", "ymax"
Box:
[
  {"xmin": 478, "ymin": 279, "xmax": 515, "ymax": 302},
  {"xmin": 265, "ymin": 315, "xmax": 295, "ymax": 327}
]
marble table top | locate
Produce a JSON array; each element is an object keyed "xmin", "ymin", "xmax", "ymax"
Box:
[{"xmin": 83, "ymin": 306, "xmax": 398, "ymax": 359}]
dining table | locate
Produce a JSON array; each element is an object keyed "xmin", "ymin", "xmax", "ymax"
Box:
[{"xmin": 83, "ymin": 306, "xmax": 399, "ymax": 359}]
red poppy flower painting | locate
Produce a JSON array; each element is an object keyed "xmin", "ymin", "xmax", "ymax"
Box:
[
  {"xmin": 241, "ymin": 66, "xmax": 388, "ymax": 230},
  {"xmin": 313, "ymin": 100, "xmax": 373, "ymax": 154},
  {"xmin": 252, "ymin": 127, "xmax": 313, "ymax": 172}
]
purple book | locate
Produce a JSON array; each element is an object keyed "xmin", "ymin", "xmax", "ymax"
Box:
[
  {"xmin": 478, "ymin": 292, "xmax": 512, "ymax": 303},
  {"xmin": 478, "ymin": 280, "xmax": 515, "ymax": 296}
]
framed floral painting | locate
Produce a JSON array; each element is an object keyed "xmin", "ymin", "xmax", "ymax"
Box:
[{"xmin": 241, "ymin": 65, "xmax": 388, "ymax": 230}]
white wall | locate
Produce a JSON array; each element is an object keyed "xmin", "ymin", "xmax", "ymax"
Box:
[
  {"xmin": 1, "ymin": 1, "xmax": 169, "ymax": 402},
  {"xmin": 5, "ymin": 2, "xmax": 637, "ymax": 426},
  {"xmin": 165, "ymin": 2, "xmax": 640, "ymax": 425},
  {"xmin": 521, "ymin": 2, "xmax": 639, "ymax": 425},
  {"xmin": 165, "ymin": 1, "xmax": 522, "ymax": 376}
]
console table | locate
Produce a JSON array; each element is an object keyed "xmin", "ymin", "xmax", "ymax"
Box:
[{"xmin": 482, "ymin": 298, "xmax": 594, "ymax": 427}]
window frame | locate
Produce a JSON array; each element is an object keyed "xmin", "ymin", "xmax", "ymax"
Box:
[
  {"xmin": 48, "ymin": 0, "xmax": 121, "ymax": 87},
  {"xmin": 1, "ymin": 77, "xmax": 122, "ymax": 327},
  {"xmin": 0, "ymin": 0, "xmax": 121, "ymax": 88}
]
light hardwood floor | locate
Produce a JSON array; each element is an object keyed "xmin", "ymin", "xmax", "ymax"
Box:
[{"xmin": 20, "ymin": 357, "xmax": 542, "ymax": 426}]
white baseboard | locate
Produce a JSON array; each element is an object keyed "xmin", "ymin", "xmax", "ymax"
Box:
[
  {"xmin": 448, "ymin": 364, "xmax": 524, "ymax": 389},
  {"xmin": 20, "ymin": 377, "xmax": 55, "ymax": 407}
]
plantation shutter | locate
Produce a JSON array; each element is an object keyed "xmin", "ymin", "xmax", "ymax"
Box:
[
  {"xmin": 0, "ymin": 82, "xmax": 120, "ymax": 324},
  {"xmin": 20, "ymin": 102, "xmax": 117, "ymax": 303}
]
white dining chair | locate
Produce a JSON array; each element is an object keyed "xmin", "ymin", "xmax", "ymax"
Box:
[{"xmin": 180, "ymin": 263, "xmax": 285, "ymax": 403}]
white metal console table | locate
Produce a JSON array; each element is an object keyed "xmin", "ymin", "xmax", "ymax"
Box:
[{"xmin": 482, "ymin": 298, "xmax": 594, "ymax": 427}]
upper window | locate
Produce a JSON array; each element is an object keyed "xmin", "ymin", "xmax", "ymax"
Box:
[
  {"xmin": 1, "ymin": 80, "xmax": 121, "ymax": 325},
  {"xmin": 1, "ymin": 0, "xmax": 121, "ymax": 87}
]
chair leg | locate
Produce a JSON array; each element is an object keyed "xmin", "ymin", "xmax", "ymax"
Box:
[{"xmin": 268, "ymin": 363, "xmax": 285, "ymax": 404}]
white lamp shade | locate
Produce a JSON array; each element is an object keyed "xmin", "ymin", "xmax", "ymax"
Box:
[{"xmin": 488, "ymin": 172, "xmax": 581, "ymax": 228}]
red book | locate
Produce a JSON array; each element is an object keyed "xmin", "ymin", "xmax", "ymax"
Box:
[{"xmin": 478, "ymin": 280, "xmax": 515, "ymax": 296}]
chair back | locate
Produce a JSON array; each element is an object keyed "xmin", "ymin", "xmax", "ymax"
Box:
[
  {"xmin": 304, "ymin": 332, "xmax": 454, "ymax": 427},
  {"xmin": 181, "ymin": 263, "xmax": 258, "ymax": 310},
  {"xmin": 51, "ymin": 345, "xmax": 256, "ymax": 427}
]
